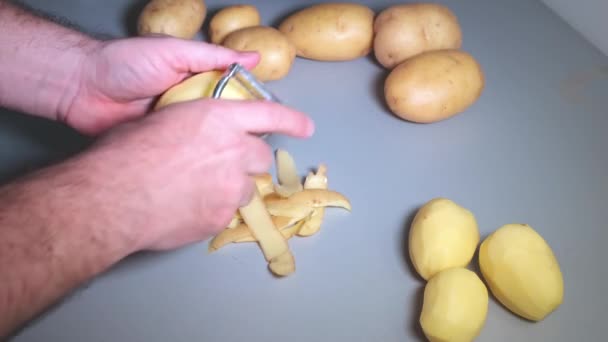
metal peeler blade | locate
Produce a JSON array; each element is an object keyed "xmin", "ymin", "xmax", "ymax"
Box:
[{"xmin": 212, "ymin": 63, "xmax": 282, "ymax": 139}]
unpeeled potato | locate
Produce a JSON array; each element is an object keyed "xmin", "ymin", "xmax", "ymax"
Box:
[
  {"xmin": 137, "ymin": 0, "xmax": 207, "ymax": 39},
  {"xmin": 373, "ymin": 3, "xmax": 462, "ymax": 69},
  {"xmin": 420, "ymin": 267, "xmax": 489, "ymax": 342},
  {"xmin": 479, "ymin": 223, "xmax": 564, "ymax": 321},
  {"xmin": 409, "ymin": 198, "xmax": 479, "ymax": 280},
  {"xmin": 384, "ymin": 49, "xmax": 484, "ymax": 123},
  {"xmin": 277, "ymin": 3, "xmax": 374, "ymax": 61},
  {"xmin": 222, "ymin": 26, "xmax": 296, "ymax": 81},
  {"xmin": 208, "ymin": 5, "xmax": 261, "ymax": 44}
]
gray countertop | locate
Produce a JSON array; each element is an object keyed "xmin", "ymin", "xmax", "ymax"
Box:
[{"xmin": 2, "ymin": 0, "xmax": 607, "ymax": 341}]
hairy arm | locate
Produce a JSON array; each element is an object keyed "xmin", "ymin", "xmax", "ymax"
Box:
[
  {"xmin": 0, "ymin": 152, "xmax": 140, "ymax": 339},
  {"xmin": 0, "ymin": 1, "xmax": 99, "ymax": 121}
]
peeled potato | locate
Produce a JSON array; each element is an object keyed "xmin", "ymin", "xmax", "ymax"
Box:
[
  {"xmin": 208, "ymin": 5, "xmax": 261, "ymax": 44},
  {"xmin": 420, "ymin": 267, "xmax": 489, "ymax": 342},
  {"xmin": 409, "ymin": 198, "xmax": 479, "ymax": 280},
  {"xmin": 154, "ymin": 70, "xmax": 252, "ymax": 110},
  {"xmin": 384, "ymin": 49, "xmax": 484, "ymax": 123},
  {"xmin": 373, "ymin": 3, "xmax": 462, "ymax": 69},
  {"xmin": 137, "ymin": 0, "xmax": 207, "ymax": 39},
  {"xmin": 479, "ymin": 223, "xmax": 564, "ymax": 321},
  {"xmin": 222, "ymin": 26, "xmax": 296, "ymax": 81}
]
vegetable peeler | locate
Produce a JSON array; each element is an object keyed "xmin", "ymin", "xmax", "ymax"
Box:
[{"xmin": 212, "ymin": 63, "xmax": 282, "ymax": 138}]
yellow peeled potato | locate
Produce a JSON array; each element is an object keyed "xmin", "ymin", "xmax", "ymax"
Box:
[
  {"xmin": 208, "ymin": 5, "xmax": 261, "ymax": 44},
  {"xmin": 420, "ymin": 268, "xmax": 489, "ymax": 342},
  {"xmin": 479, "ymin": 223, "xmax": 564, "ymax": 321},
  {"xmin": 373, "ymin": 3, "xmax": 462, "ymax": 69},
  {"xmin": 384, "ymin": 49, "xmax": 484, "ymax": 123},
  {"xmin": 137, "ymin": 0, "xmax": 207, "ymax": 39},
  {"xmin": 409, "ymin": 198, "xmax": 479, "ymax": 280},
  {"xmin": 277, "ymin": 3, "xmax": 374, "ymax": 61},
  {"xmin": 222, "ymin": 26, "xmax": 296, "ymax": 81},
  {"xmin": 155, "ymin": 70, "xmax": 252, "ymax": 110}
]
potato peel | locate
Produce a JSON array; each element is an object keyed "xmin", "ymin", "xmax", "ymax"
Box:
[
  {"xmin": 238, "ymin": 189, "xmax": 295, "ymax": 276},
  {"xmin": 298, "ymin": 164, "xmax": 328, "ymax": 236},
  {"xmin": 206, "ymin": 148, "xmax": 351, "ymax": 277},
  {"xmin": 254, "ymin": 173, "xmax": 275, "ymax": 197},
  {"xmin": 235, "ymin": 219, "xmax": 306, "ymax": 243},
  {"xmin": 274, "ymin": 149, "xmax": 303, "ymax": 197},
  {"xmin": 238, "ymin": 191, "xmax": 290, "ymax": 261},
  {"xmin": 209, "ymin": 215, "xmax": 308, "ymax": 251},
  {"xmin": 269, "ymin": 251, "xmax": 296, "ymax": 276},
  {"xmin": 226, "ymin": 215, "xmax": 241, "ymax": 229},
  {"xmin": 265, "ymin": 189, "xmax": 352, "ymax": 213}
]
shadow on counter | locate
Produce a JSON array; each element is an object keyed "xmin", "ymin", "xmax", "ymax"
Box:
[{"xmin": 0, "ymin": 109, "xmax": 91, "ymax": 184}]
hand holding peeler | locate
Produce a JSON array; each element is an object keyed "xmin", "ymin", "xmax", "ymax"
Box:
[{"xmin": 211, "ymin": 63, "xmax": 282, "ymax": 139}]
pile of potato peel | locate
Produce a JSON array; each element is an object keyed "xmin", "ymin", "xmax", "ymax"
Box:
[{"xmin": 208, "ymin": 149, "xmax": 351, "ymax": 276}]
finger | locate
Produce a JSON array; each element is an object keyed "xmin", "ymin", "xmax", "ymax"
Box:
[
  {"xmin": 241, "ymin": 135, "xmax": 273, "ymax": 175},
  {"xmin": 162, "ymin": 38, "xmax": 260, "ymax": 73},
  {"xmin": 208, "ymin": 100, "xmax": 315, "ymax": 138},
  {"xmin": 238, "ymin": 177, "xmax": 256, "ymax": 207}
]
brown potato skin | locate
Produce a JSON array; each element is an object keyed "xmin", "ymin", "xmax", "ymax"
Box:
[
  {"xmin": 278, "ymin": 3, "xmax": 374, "ymax": 61},
  {"xmin": 222, "ymin": 26, "xmax": 296, "ymax": 81},
  {"xmin": 373, "ymin": 3, "xmax": 462, "ymax": 69},
  {"xmin": 137, "ymin": 0, "xmax": 207, "ymax": 39},
  {"xmin": 208, "ymin": 5, "xmax": 261, "ymax": 44},
  {"xmin": 384, "ymin": 50, "xmax": 484, "ymax": 123}
]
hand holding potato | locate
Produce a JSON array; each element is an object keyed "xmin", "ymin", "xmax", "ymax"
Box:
[{"xmin": 65, "ymin": 36, "xmax": 259, "ymax": 135}]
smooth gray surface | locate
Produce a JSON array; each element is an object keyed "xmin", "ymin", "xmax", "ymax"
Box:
[
  {"xmin": 2, "ymin": 0, "xmax": 607, "ymax": 341},
  {"xmin": 542, "ymin": 0, "xmax": 608, "ymax": 57}
]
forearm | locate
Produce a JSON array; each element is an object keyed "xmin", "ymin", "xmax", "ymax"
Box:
[
  {"xmin": 0, "ymin": 153, "xmax": 139, "ymax": 339},
  {"xmin": 0, "ymin": 1, "xmax": 99, "ymax": 121}
]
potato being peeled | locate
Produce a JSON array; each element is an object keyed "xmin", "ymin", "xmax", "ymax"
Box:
[
  {"xmin": 373, "ymin": 3, "xmax": 462, "ymax": 69},
  {"xmin": 154, "ymin": 70, "xmax": 252, "ymax": 110},
  {"xmin": 278, "ymin": 3, "xmax": 374, "ymax": 61},
  {"xmin": 137, "ymin": 0, "xmax": 207, "ymax": 39},
  {"xmin": 420, "ymin": 268, "xmax": 489, "ymax": 342},
  {"xmin": 208, "ymin": 5, "xmax": 261, "ymax": 44},
  {"xmin": 384, "ymin": 49, "xmax": 484, "ymax": 123},
  {"xmin": 409, "ymin": 198, "xmax": 479, "ymax": 280},
  {"xmin": 222, "ymin": 26, "xmax": 296, "ymax": 81},
  {"xmin": 479, "ymin": 223, "xmax": 564, "ymax": 321}
]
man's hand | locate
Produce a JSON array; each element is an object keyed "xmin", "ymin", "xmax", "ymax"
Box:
[
  {"xmin": 0, "ymin": 98, "xmax": 314, "ymax": 338},
  {"xmin": 64, "ymin": 36, "xmax": 260, "ymax": 135},
  {"xmin": 0, "ymin": 2, "xmax": 260, "ymax": 135},
  {"xmin": 90, "ymin": 98, "xmax": 314, "ymax": 250}
]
